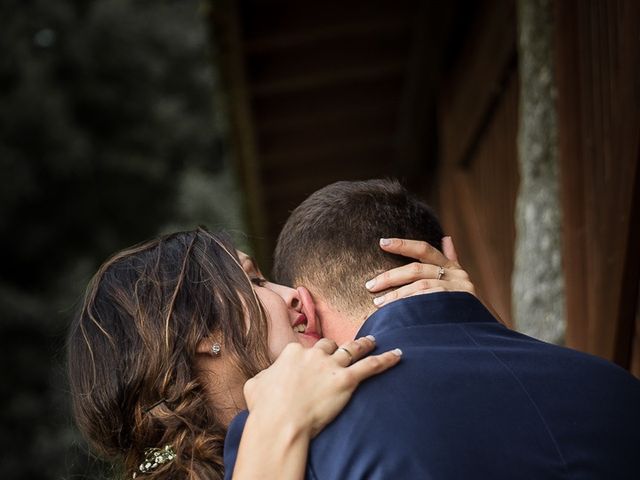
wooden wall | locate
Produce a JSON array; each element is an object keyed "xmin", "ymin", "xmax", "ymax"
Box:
[
  {"xmin": 209, "ymin": 0, "xmax": 421, "ymax": 270},
  {"xmin": 555, "ymin": 0, "xmax": 640, "ymax": 375},
  {"xmin": 215, "ymin": 0, "xmax": 640, "ymax": 376},
  {"xmin": 438, "ymin": 0, "xmax": 640, "ymax": 378},
  {"xmin": 438, "ymin": 0, "xmax": 519, "ymax": 327}
]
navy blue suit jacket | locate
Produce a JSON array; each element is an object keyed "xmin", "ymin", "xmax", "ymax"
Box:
[{"xmin": 224, "ymin": 292, "xmax": 640, "ymax": 479}]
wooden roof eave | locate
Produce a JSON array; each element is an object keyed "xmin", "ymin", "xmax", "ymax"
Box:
[{"xmin": 206, "ymin": 0, "xmax": 270, "ymax": 268}]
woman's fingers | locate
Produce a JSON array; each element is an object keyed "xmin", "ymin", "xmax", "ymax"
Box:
[
  {"xmin": 371, "ymin": 278, "xmax": 475, "ymax": 307},
  {"xmin": 368, "ymin": 236, "xmax": 474, "ymax": 305},
  {"xmin": 244, "ymin": 336, "xmax": 402, "ymax": 442},
  {"xmin": 317, "ymin": 336, "xmax": 401, "ymax": 383},
  {"xmin": 380, "ymin": 238, "xmax": 447, "ymax": 264},
  {"xmin": 313, "ymin": 338, "xmax": 338, "ymax": 355},
  {"xmin": 348, "ymin": 349, "xmax": 403, "ymax": 382},
  {"xmin": 333, "ymin": 335, "xmax": 376, "ymax": 366},
  {"xmin": 366, "ymin": 262, "xmax": 467, "ymax": 293},
  {"xmin": 380, "ymin": 237, "xmax": 461, "ymax": 269},
  {"xmin": 442, "ymin": 236, "xmax": 459, "ymax": 263}
]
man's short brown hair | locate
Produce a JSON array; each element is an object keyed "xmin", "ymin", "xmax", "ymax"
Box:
[{"xmin": 273, "ymin": 179, "xmax": 444, "ymax": 315}]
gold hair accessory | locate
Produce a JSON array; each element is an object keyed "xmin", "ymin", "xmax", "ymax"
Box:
[{"xmin": 133, "ymin": 445, "xmax": 176, "ymax": 477}]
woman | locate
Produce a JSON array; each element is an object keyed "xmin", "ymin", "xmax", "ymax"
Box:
[{"xmin": 68, "ymin": 228, "xmax": 474, "ymax": 479}]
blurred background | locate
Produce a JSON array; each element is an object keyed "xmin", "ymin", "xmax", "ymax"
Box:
[{"xmin": 1, "ymin": 0, "xmax": 638, "ymax": 478}]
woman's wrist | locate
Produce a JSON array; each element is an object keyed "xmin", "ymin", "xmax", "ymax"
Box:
[
  {"xmin": 247, "ymin": 404, "xmax": 314, "ymax": 444},
  {"xmin": 233, "ymin": 407, "xmax": 311, "ymax": 479}
]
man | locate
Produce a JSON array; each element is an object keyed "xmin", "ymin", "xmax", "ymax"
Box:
[{"xmin": 226, "ymin": 179, "xmax": 640, "ymax": 478}]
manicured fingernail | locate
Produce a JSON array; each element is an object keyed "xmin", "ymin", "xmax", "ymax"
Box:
[
  {"xmin": 380, "ymin": 238, "xmax": 392, "ymax": 246},
  {"xmin": 365, "ymin": 279, "xmax": 376, "ymax": 290},
  {"xmin": 365, "ymin": 334, "xmax": 376, "ymax": 342},
  {"xmin": 373, "ymin": 296, "xmax": 385, "ymax": 306},
  {"xmin": 391, "ymin": 348, "xmax": 403, "ymax": 357}
]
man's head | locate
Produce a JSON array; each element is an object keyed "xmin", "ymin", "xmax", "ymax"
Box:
[{"xmin": 273, "ymin": 179, "xmax": 443, "ymax": 343}]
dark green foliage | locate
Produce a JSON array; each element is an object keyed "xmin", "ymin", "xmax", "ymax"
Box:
[{"xmin": 0, "ymin": 0, "xmax": 239, "ymax": 477}]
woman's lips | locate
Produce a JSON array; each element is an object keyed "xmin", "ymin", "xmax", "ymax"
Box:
[
  {"xmin": 293, "ymin": 313, "xmax": 307, "ymax": 328},
  {"xmin": 291, "ymin": 313, "xmax": 321, "ymax": 340},
  {"xmin": 286, "ymin": 286, "xmax": 321, "ymax": 345},
  {"xmin": 299, "ymin": 329, "xmax": 321, "ymax": 340}
]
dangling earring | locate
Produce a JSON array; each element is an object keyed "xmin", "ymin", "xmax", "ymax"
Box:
[{"xmin": 210, "ymin": 342, "xmax": 221, "ymax": 356}]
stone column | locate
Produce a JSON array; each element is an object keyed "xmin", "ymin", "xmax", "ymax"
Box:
[{"xmin": 513, "ymin": 0, "xmax": 565, "ymax": 343}]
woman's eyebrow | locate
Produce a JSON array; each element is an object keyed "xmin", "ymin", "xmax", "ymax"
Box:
[{"xmin": 242, "ymin": 255, "xmax": 259, "ymax": 273}]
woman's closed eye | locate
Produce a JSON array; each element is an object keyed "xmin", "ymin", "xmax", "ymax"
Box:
[{"xmin": 250, "ymin": 277, "xmax": 267, "ymax": 287}]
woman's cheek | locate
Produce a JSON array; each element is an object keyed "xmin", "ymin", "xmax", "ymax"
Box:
[{"xmin": 267, "ymin": 323, "xmax": 298, "ymax": 360}]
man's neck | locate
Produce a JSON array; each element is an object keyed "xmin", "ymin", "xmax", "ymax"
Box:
[{"xmin": 315, "ymin": 295, "xmax": 375, "ymax": 345}]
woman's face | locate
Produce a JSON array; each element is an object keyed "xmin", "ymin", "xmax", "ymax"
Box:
[{"xmin": 238, "ymin": 252, "xmax": 321, "ymax": 358}]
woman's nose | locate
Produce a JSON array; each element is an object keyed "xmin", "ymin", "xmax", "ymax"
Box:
[
  {"xmin": 284, "ymin": 287, "xmax": 301, "ymax": 311},
  {"xmin": 269, "ymin": 282, "xmax": 301, "ymax": 311}
]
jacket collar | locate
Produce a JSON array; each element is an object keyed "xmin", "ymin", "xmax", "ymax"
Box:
[{"xmin": 356, "ymin": 292, "xmax": 500, "ymax": 338}]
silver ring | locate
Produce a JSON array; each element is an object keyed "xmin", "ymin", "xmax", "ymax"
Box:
[
  {"xmin": 437, "ymin": 266, "xmax": 445, "ymax": 280},
  {"xmin": 336, "ymin": 347, "xmax": 353, "ymax": 363}
]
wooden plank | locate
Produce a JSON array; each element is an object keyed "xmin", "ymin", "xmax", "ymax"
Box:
[
  {"xmin": 631, "ymin": 286, "xmax": 640, "ymax": 378},
  {"xmin": 436, "ymin": 0, "xmax": 519, "ymax": 328},
  {"xmin": 261, "ymin": 141, "xmax": 395, "ymax": 179},
  {"xmin": 256, "ymin": 104, "xmax": 399, "ymax": 138},
  {"xmin": 258, "ymin": 112, "xmax": 396, "ymax": 156},
  {"xmin": 554, "ymin": 0, "xmax": 589, "ymax": 351},
  {"xmin": 555, "ymin": 0, "xmax": 640, "ymax": 364},
  {"xmin": 264, "ymin": 162, "xmax": 393, "ymax": 207},
  {"xmin": 439, "ymin": 167, "xmax": 511, "ymax": 327},
  {"xmin": 252, "ymin": 79, "xmax": 402, "ymax": 132},
  {"xmin": 440, "ymin": 0, "xmax": 516, "ymax": 167},
  {"xmin": 438, "ymin": 68, "xmax": 519, "ymax": 327},
  {"xmin": 395, "ymin": 0, "xmax": 456, "ymax": 197},
  {"xmin": 250, "ymin": 61, "xmax": 406, "ymax": 97},
  {"xmin": 240, "ymin": 0, "xmax": 412, "ymax": 40},
  {"xmin": 581, "ymin": 0, "xmax": 639, "ymax": 361},
  {"xmin": 245, "ymin": 29, "xmax": 410, "ymax": 85},
  {"xmin": 244, "ymin": 18, "xmax": 409, "ymax": 53},
  {"xmin": 615, "ymin": 131, "xmax": 640, "ymax": 367},
  {"xmin": 206, "ymin": 0, "xmax": 270, "ymax": 267}
]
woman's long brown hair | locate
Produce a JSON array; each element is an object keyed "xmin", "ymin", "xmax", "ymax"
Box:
[{"xmin": 67, "ymin": 228, "xmax": 271, "ymax": 479}]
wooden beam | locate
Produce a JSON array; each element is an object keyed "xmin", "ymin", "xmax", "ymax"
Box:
[
  {"xmin": 258, "ymin": 113, "xmax": 396, "ymax": 156},
  {"xmin": 246, "ymin": 30, "xmax": 409, "ymax": 84},
  {"xmin": 241, "ymin": 0, "xmax": 412, "ymax": 41},
  {"xmin": 554, "ymin": 0, "xmax": 589, "ymax": 351},
  {"xmin": 259, "ymin": 137, "xmax": 395, "ymax": 170},
  {"xmin": 206, "ymin": 0, "xmax": 269, "ymax": 266},
  {"xmin": 555, "ymin": 0, "xmax": 640, "ymax": 364},
  {"xmin": 252, "ymin": 79, "xmax": 403, "ymax": 132},
  {"xmin": 244, "ymin": 18, "xmax": 409, "ymax": 53},
  {"xmin": 263, "ymin": 160, "xmax": 393, "ymax": 206},
  {"xmin": 394, "ymin": 1, "xmax": 459, "ymax": 195},
  {"xmin": 256, "ymin": 103, "xmax": 399, "ymax": 137},
  {"xmin": 613, "ymin": 125, "xmax": 640, "ymax": 368},
  {"xmin": 440, "ymin": 0, "xmax": 517, "ymax": 167},
  {"xmin": 251, "ymin": 62, "xmax": 406, "ymax": 97}
]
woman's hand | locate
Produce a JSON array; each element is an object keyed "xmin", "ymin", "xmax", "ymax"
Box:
[
  {"xmin": 243, "ymin": 336, "xmax": 401, "ymax": 439},
  {"xmin": 366, "ymin": 236, "xmax": 476, "ymax": 308},
  {"xmin": 232, "ymin": 338, "xmax": 401, "ymax": 480}
]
